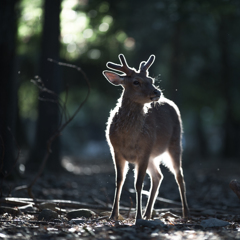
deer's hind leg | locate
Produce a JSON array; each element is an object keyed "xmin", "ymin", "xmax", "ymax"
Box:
[
  {"xmin": 144, "ymin": 158, "xmax": 163, "ymax": 219},
  {"xmin": 168, "ymin": 145, "xmax": 189, "ymax": 219}
]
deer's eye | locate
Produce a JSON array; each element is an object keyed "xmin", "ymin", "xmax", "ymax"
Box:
[{"xmin": 133, "ymin": 81, "xmax": 140, "ymax": 85}]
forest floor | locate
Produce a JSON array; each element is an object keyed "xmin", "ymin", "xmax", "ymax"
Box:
[{"xmin": 1, "ymin": 156, "xmax": 240, "ymax": 239}]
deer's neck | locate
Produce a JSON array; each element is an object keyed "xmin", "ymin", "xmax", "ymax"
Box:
[{"xmin": 115, "ymin": 96, "xmax": 147, "ymax": 132}]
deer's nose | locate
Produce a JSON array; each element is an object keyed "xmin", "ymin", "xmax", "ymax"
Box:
[
  {"xmin": 153, "ymin": 89, "xmax": 161, "ymax": 97},
  {"xmin": 150, "ymin": 89, "xmax": 161, "ymax": 101}
]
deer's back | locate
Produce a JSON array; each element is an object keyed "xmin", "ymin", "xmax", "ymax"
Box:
[{"xmin": 150, "ymin": 97, "xmax": 182, "ymax": 158}]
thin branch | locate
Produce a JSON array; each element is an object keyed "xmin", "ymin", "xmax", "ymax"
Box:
[
  {"xmin": 47, "ymin": 58, "xmax": 91, "ymax": 126},
  {"xmin": 127, "ymin": 197, "xmax": 133, "ymax": 218},
  {"xmin": 30, "ymin": 78, "xmax": 57, "ymax": 97},
  {"xmin": 1, "ymin": 197, "xmax": 130, "ymax": 211},
  {"xmin": 31, "ymin": 78, "xmax": 69, "ymax": 128},
  {"xmin": 25, "ymin": 60, "xmax": 90, "ymax": 199}
]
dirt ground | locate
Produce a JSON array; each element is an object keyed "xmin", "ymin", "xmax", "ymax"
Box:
[{"xmin": 1, "ymin": 157, "xmax": 240, "ymax": 239}]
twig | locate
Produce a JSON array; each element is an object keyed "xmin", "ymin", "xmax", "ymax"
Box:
[
  {"xmin": 0, "ymin": 197, "xmax": 33, "ymax": 206},
  {"xmin": 31, "ymin": 78, "xmax": 70, "ymax": 126},
  {"xmin": 127, "ymin": 196, "xmax": 133, "ymax": 218},
  {"xmin": 29, "ymin": 60, "xmax": 90, "ymax": 197},
  {"xmin": 1, "ymin": 197, "xmax": 131, "ymax": 211},
  {"xmin": 30, "ymin": 77, "xmax": 57, "ymax": 96},
  {"xmin": 14, "ymin": 60, "xmax": 90, "ymax": 199}
]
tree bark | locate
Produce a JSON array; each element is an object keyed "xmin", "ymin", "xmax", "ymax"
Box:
[
  {"xmin": 169, "ymin": 19, "xmax": 182, "ymax": 105},
  {"xmin": 218, "ymin": 17, "xmax": 238, "ymax": 159},
  {"xmin": 0, "ymin": 0, "xmax": 18, "ymax": 178},
  {"xmin": 26, "ymin": 0, "xmax": 63, "ymax": 172}
]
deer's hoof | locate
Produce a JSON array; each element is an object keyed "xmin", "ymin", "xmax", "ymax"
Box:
[{"xmin": 183, "ymin": 210, "xmax": 191, "ymax": 220}]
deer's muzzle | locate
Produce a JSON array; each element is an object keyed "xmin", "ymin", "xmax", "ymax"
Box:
[{"xmin": 150, "ymin": 89, "xmax": 161, "ymax": 101}]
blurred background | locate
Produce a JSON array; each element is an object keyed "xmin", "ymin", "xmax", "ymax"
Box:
[{"xmin": 1, "ymin": 0, "xmax": 240, "ymax": 179}]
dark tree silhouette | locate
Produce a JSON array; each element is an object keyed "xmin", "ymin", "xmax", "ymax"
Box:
[
  {"xmin": 0, "ymin": 0, "xmax": 19, "ymax": 178},
  {"xmin": 26, "ymin": 0, "xmax": 63, "ymax": 172},
  {"xmin": 218, "ymin": 16, "xmax": 239, "ymax": 159}
]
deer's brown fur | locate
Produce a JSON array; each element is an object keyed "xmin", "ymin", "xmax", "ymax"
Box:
[{"xmin": 103, "ymin": 54, "xmax": 189, "ymax": 220}]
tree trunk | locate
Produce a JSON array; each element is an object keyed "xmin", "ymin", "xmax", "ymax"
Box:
[
  {"xmin": 169, "ymin": 19, "xmax": 182, "ymax": 105},
  {"xmin": 0, "ymin": 0, "xmax": 18, "ymax": 178},
  {"xmin": 26, "ymin": 0, "xmax": 63, "ymax": 172},
  {"xmin": 218, "ymin": 17, "xmax": 238, "ymax": 159}
]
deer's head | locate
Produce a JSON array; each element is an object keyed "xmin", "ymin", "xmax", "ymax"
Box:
[{"xmin": 103, "ymin": 54, "xmax": 161, "ymax": 104}]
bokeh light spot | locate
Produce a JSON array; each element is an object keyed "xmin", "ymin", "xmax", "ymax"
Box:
[
  {"xmin": 99, "ymin": 22, "xmax": 109, "ymax": 32},
  {"xmin": 102, "ymin": 15, "xmax": 113, "ymax": 24},
  {"xmin": 83, "ymin": 28, "xmax": 93, "ymax": 38},
  {"xmin": 115, "ymin": 31, "xmax": 127, "ymax": 42},
  {"xmin": 124, "ymin": 37, "xmax": 135, "ymax": 50},
  {"xmin": 88, "ymin": 49, "xmax": 101, "ymax": 59},
  {"xmin": 67, "ymin": 43, "xmax": 77, "ymax": 53}
]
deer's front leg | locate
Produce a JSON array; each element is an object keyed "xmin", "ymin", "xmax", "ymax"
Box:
[
  {"xmin": 135, "ymin": 160, "xmax": 148, "ymax": 220},
  {"xmin": 110, "ymin": 154, "xmax": 128, "ymax": 220}
]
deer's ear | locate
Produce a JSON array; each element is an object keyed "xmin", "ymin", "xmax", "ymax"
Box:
[{"xmin": 103, "ymin": 71, "xmax": 124, "ymax": 86}]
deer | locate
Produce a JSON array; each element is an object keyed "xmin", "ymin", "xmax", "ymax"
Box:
[{"xmin": 102, "ymin": 54, "xmax": 189, "ymax": 221}]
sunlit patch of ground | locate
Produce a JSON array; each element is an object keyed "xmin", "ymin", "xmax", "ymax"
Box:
[{"xmin": 61, "ymin": 156, "xmax": 114, "ymax": 175}]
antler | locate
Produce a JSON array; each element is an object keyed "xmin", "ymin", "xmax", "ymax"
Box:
[
  {"xmin": 107, "ymin": 54, "xmax": 134, "ymax": 76},
  {"xmin": 140, "ymin": 55, "xmax": 155, "ymax": 73}
]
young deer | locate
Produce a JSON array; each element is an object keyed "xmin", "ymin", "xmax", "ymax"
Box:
[{"xmin": 102, "ymin": 54, "xmax": 189, "ymax": 220}]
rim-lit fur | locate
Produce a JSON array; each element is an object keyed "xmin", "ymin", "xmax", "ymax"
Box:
[{"xmin": 103, "ymin": 54, "xmax": 189, "ymax": 221}]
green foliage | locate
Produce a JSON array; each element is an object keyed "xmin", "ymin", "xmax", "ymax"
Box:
[
  {"xmin": 60, "ymin": 0, "xmax": 131, "ymax": 61},
  {"xmin": 18, "ymin": 81, "xmax": 38, "ymax": 120},
  {"xmin": 15, "ymin": 0, "xmax": 240, "ymax": 158},
  {"xmin": 17, "ymin": 0, "xmax": 43, "ymax": 55}
]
